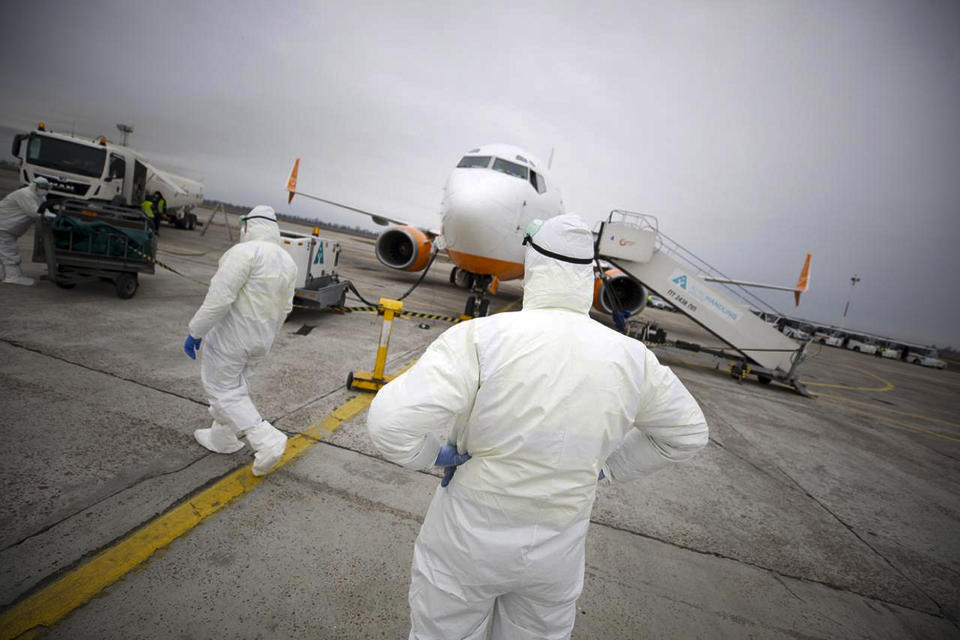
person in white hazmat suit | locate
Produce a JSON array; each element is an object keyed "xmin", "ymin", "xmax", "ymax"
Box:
[
  {"xmin": 367, "ymin": 214, "xmax": 709, "ymax": 640},
  {"xmin": 0, "ymin": 177, "xmax": 50, "ymax": 285},
  {"xmin": 184, "ymin": 205, "xmax": 298, "ymax": 476}
]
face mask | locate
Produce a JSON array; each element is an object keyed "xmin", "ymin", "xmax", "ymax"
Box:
[{"xmin": 522, "ymin": 218, "xmax": 594, "ymax": 265}]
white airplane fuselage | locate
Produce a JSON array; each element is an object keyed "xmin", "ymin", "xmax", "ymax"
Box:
[{"xmin": 440, "ymin": 144, "xmax": 564, "ymax": 281}]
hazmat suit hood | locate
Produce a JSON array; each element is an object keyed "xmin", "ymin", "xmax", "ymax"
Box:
[
  {"xmin": 32, "ymin": 176, "xmax": 50, "ymax": 196},
  {"xmin": 240, "ymin": 205, "xmax": 282, "ymax": 245},
  {"xmin": 522, "ymin": 214, "xmax": 595, "ymax": 314}
]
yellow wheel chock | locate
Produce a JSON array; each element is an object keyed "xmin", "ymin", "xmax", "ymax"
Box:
[{"xmin": 347, "ymin": 298, "xmax": 403, "ymax": 392}]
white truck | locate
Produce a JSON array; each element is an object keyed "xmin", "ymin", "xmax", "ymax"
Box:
[{"xmin": 11, "ymin": 124, "xmax": 203, "ymax": 229}]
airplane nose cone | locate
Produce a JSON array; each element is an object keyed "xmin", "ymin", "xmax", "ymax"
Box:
[{"xmin": 442, "ymin": 172, "xmax": 520, "ymax": 255}]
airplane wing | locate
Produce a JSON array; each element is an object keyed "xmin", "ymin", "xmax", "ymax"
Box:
[
  {"xmin": 702, "ymin": 253, "xmax": 812, "ymax": 306},
  {"xmin": 286, "ymin": 158, "xmax": 439, "ymax": 235}
]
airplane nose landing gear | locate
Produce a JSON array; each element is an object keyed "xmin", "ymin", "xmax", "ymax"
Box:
[{"xmin": 462, "ymin": 273, "xmax": 497, "ymax": 318}]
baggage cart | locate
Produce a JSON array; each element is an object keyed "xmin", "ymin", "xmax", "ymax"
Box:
[{"xmin": 32, "ymin": 198, "xmax": 157, "ymax": 299}]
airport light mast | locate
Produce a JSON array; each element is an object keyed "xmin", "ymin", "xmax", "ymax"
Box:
[
  {"xmin": 116, "ymin": 123, "xmax": 134, "ymax": 146},
  {"xmin": 840, "ymin": 274, "xmax": 860, "ymax": 327}
]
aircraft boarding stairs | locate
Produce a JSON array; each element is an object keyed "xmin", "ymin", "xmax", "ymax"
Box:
[{"xmin": 595, "ymin": 211, "xmax": 810, "ymax": 395}]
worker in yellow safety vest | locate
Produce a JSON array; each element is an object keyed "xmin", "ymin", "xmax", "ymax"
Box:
[{"xmin": 140, "ymin": 198, "xmax": 159, "ymax": 235}]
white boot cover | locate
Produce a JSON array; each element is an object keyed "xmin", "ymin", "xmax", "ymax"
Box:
[
  {"xmin": 244, "ymin": 420, "xmax": 287, "ymax": 476},
  {"xmin": 194, "ymin": 422, "xmax": 245, "ymax": 454},
  {"xmin": 2, "ymin": 264, "xmax": 35, "ymax": 286}
]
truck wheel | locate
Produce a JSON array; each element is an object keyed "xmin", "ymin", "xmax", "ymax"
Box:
[
  {"xmin": 115, "ymin": 273, "xmax": 139, "ymax": 299},
  {"xmin": 175, "ymin": 217, "xmax": 186, "ymax": 229},
  {"xmin": 55, "ymin": 280, "xmax": 76, "ymax": 290},
  {"xmin": 187, "ymin": 213, "xmax": 196, "ymax": 230},
  {"xmin": 346, "ymin": 371, "xmax": 354, "ymax": 390},
  {"xmin": 757, "ymin": 374, "xmax": 772, "ymax": 385}
]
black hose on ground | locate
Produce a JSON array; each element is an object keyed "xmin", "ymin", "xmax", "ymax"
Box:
[{"xmin": 346, "ymin": 250, "xmax": 439, "ymax": 307}]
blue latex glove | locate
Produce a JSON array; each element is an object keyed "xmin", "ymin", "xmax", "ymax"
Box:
[
  {"xmin": 183, "ymin": 335, "xmax": 202, "ymax": 360},
  {"xmin": 613, "ymin": 310, "xmax": 630, "ymax": 331},
  {"xmin": 435, "ymin": 444, "xmax": 470, "ymax": 488}
]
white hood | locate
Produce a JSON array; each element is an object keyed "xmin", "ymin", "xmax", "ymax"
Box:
[{"xmin": 521, "ymin": 214, "xmax": 595, "ymax": 314}]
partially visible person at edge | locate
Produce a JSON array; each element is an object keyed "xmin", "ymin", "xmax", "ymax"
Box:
[{"xmin": 0, "ymin": 176, "xmax": 50, "ymax": 286}]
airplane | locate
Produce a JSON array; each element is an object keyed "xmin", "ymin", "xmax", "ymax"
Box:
[{"xmin": 285, "ymin": 143, "xmax": 647, "ymax": 317}]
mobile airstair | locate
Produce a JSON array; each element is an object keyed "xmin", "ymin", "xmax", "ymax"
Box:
[{"xmin": 596, "ymin": 211, "xmax": 810, "ymax": 395}]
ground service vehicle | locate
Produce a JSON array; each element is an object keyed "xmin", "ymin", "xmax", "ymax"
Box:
[{"xmin": 11, "ymin": 124, "xmax": 203, "ymax": 229}]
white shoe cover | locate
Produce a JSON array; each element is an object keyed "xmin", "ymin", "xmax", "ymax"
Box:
[
  {"xmin": 194, "ymin": 423, "xmax": 245, "ymax": 454},
  {"xmin": 244, "ymin": 420, "xmax": 288, "ymax": 476},
  {"xmin": 2, "ymin": 264, "xmax": 35, "ymax": 286}
]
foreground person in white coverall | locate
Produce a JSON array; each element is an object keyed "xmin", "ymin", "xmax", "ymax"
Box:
[
  {"xmin": 367, "ymin": 215, "xmax": 709, "ymax": 640},
  {"xmin": 184, "ymin": 205, "xmax": 298, "ymax": 476},
  {"xmin": 0, "ymin": 176, "xmax": 50, "ymax": 285}
]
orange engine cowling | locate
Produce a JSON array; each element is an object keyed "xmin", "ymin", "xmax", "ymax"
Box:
[
  {"xmin": 375, "ymin": 226, "xmax": 433, "ymax": 272},
  {"xmin": 593, "ymin": 269, "xmax": 647, "ymax": 315}
]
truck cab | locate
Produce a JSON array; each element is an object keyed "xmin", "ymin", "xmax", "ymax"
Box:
[
  {"xmin": 12, "ymin": 126, "xmax": 148, "ymax": 206},
  {"xmin": 11, "ymin": 125, "xmax": 201, "ymax": 228}
]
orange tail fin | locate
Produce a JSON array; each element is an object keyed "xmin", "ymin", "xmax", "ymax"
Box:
[
  {"xmin": 286, "ymin": 158, "xmax": 300, "ymax": 204},
  {"xmin": 794, "ymin": 253, "xmax": 812, "ymax": 306}
]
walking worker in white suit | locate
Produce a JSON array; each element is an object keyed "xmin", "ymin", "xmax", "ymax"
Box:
[
  {"xmin": 184, "ymin": 205, "xmax": 298, "ymax": 476},
  {"xmin": 368, "ymin": 214, "xmax": 709, "ymax": 639}
]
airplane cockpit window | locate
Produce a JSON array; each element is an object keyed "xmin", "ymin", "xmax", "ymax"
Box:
[
  {"xmin": 529, "ymin": 170, "xmax": 546, "ymax": 194},
  {"xmin": 457, "ymin": 155, "xmax": 491, "ymax": 169},
  {"xmin": 492, "ymin": 157, "xmax": 529, "ymax": 180}
]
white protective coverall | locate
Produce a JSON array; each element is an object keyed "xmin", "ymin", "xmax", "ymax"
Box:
[
  {"xmin": 188, "ymin": 206, "xmax": 298, "ymax": 476},
  {"xmin": 0, "ymin": 178, "xmax": 48, "ymax": 285},
  {"xmin": 367, "ymin": 214, "xmax": 708, "ymax": 640}
]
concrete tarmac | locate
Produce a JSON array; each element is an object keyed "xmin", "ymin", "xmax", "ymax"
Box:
[{"xmin": 1, "ymin": 169, "xmax": 958, "ymax": 638}]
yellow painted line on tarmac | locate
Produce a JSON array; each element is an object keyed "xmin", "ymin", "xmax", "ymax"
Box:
[
  {"xmin": 498, "ymin": 298, "xmax": 521, "ymax": 313},
  {"xmin": 0, "ymin": 393, "xmax": 377, "ymax": 640},
  {"xmin": 812, "ymin": 392, "xmax": 960, "ymax": 430},
  {"xmin": 818, "ymin": 399, "xmax": 960, "ymax": 443}
]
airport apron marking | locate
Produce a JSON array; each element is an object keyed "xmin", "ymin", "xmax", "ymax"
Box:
[
  {"xmin": 0, "ymin": 386, "xmax": 395, "ymax": 640},
  {"xmin": 817, "ymin": 399, "xmax": 960, "ymax": 443},
  {"xmin": 811, "ymin": 392, "xmax": 960, "ymax": 431},
  {"xmin": 802, "ymin": 365, "xmax": 895, "ymax": 392}
]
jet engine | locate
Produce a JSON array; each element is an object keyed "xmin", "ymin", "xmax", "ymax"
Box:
[
  {"xmin": 593, "ymin": 269, "xmax": 647, "ymax": 315},
  {"xmin": 375, "ymin": 226, "xmax": 433, "ymax": 272}
]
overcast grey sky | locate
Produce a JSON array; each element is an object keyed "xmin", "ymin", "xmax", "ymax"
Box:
[{"xmin": 2, "ymin": 0, "xmax": 958, "ymax": 346}]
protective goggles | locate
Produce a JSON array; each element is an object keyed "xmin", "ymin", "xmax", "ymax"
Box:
[
  {"xmin": 522, "ymin": 218, "xmax": 594, "ymax": 265},
  {"xmin": 240, "ymin": 215, "xmax": 276, "ymax": 224}
]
